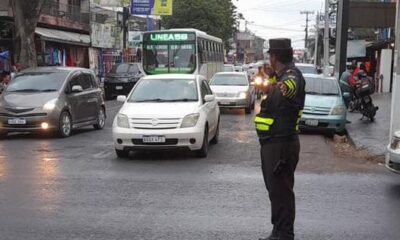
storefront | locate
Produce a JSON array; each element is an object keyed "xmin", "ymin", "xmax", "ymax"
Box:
[
  {"xmin": 0, "ymin": 19, "xmax": 14, "ymax": 74},
  {"xmin": 35, "ymin": 27, "xmax": 90, "ymax": 68}
]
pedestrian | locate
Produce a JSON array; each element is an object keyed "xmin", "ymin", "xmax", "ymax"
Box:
[
  {"xmin": 340, "ymin": 64, "xmax": 356, "ymax": 107},
  {"xmin": 255, "ymin": 38, "xmax": 306, "ymax": 240}
]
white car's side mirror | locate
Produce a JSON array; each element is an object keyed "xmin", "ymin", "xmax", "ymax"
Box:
[
  {"xmin": 117, "ymin": 95, "xmax": 127, "ymax": 102},
  {"xmin": 204, "ymin": 95, "xmax": 215, "ymax": 102}
]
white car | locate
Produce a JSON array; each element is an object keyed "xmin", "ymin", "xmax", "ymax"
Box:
[
  {"xmin": 386, "ymin": 130, "xmax": 400, "ymax": 173},
  {"xmin": 210, "ymin": 72, "xmax": 255, "ymax": 114},
  {"xmin": 112, "ymin": 74, "xmax": 220, "ymax": 158}
]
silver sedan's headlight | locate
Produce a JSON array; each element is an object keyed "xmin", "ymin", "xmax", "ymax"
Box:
[
  {"xmin": 117, "ymin": 114, "xmax": 130, "ymax": 128},
  {"xmin": 181, "ymin": 113, "xmax": 200, "ymax": 128},
  {"xmin": 331, "ymin": 105, "xmax": 346, "ymax": 115},
  {"xmin": 43, "ymin": 98, "xmax": 58, "ymax": 111}
]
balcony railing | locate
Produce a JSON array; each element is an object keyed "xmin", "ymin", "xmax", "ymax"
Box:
[{"xmin": 41, "ymin": 0, "xmax": 90, "ymax": 26}]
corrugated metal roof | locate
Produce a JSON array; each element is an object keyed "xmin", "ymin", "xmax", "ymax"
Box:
[{"xmin": 35, "ymin": 27, "xmax": 90, "ymax": 46}]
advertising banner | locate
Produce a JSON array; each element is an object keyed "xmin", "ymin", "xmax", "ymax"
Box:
[
  {"xmin": 131, "ymin": 0, "xmax": 172, "ymax": 16},
  {"xmin": 131, "ymin": 0, "xmax": 154, "ymax": 15},
  {"xmin": 153, "ymin": 0, "xmax": 173, "ymax": 16}
]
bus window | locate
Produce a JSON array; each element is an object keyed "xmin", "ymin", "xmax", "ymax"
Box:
[
  {"xmin": 198, "ymin": 44, "xmax": 204, "ymax": 63},
  {"xmin": 169, "ymin": 44, "xmax": 196, "ymax": 71}
]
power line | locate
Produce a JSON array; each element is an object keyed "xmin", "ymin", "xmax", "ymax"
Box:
[{"xmin": 248, "ymin": 23, "xmax": 304, "ymax": 32}]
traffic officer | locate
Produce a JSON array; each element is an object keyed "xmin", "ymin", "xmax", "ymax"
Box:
[{"xmin": 255, "ymin": 38, "xmax": 306, "ymax": 240}]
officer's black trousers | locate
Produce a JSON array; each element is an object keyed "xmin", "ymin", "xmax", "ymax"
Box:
[{"xmin": 260, "ymin": 137, "xmax": 300, "ymax": 240}]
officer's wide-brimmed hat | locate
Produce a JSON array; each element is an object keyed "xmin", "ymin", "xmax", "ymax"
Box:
[{"xmin": 268, "ymin": 38, "xmax": 292, "ymax": 52}]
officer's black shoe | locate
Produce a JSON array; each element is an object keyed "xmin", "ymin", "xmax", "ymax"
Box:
[{"xmin": 259, "ymin": 234, "xmax": 279, "ymax": 240}]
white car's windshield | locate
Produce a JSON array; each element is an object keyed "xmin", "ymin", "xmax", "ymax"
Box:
[
  {"xmin": 128, "ymin": 79, "xmax": 198, "ymax": 102},
  {"xmin": 210, "ymin": 74, "xmax": 248, "ymax": 86}
]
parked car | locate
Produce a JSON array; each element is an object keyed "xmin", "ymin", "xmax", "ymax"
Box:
[
  {"xmin": 223, "ymin": 64, "xmax": 235, "ymax": 72},
  {"xmin": 104, "ymin": 63, "xmax": 144, "ymax": 100},
  {"xmin": 386, "ymin": 130, "xmax": 400, "ymax": 173},
  {"xmin": 113, "ymin": 74, "xmax": 220, "ymax": 158},
  {"xmin": 209, "ymin": 72, "xmax": 255, "ymax": 114},
  {"xmin": 0, "ymin": 67, "xmax": 106, "ymax": 138},
  {"xmin": 299, "ymin": 74, "xmax": 347, "ymax": 135},
  {"xmin": 296, "ymin": 63, "xmax": 317, "ymax": 74}
]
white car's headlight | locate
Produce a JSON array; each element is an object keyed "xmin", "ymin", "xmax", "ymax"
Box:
[
  {"xmin": 117, "ymin": 114, "xmax": 130, "ymax": 128},
  {"xmin": 238, "ymin": 92, "xmax": 247, "ymax": 99},
  {"xmin": 254, "ymin": 77, "xmax": 263, "ymax": 85},
  {"xmin": 43, "ymin": 98, "xmax": 58, "ymax": 111},
  {"xmin": 390, "ymin": 133, "xmax": 400, "ymax": 150},
  {"xmin": 331, "ymin": 105, "xmax": 346, "ymax": 115},
  {"xmin": 181, "ymin": 113, "xmax": 200, "ymax": 128}
]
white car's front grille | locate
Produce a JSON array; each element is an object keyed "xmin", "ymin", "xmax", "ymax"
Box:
[
  {"xmin": 130, "ymin": 118, "xmax": 181, "ymax": 129},
  {"xmin": 215, "ymin": 92, "xmax": 237, "ymax": 98}
]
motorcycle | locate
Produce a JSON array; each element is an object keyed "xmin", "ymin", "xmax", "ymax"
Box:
[
  {"xmin": 252, "ymin": 76, "xmax": 269, "ymax": 99},
  {"xmin": 348, "ymin": 76, "xmax": 378, "ymax": 122}
]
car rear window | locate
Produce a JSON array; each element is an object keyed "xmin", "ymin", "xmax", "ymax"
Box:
[
  {"xmin": 210, "ymin": 74, "xmax": 248, "ymax": 86},
  {"xmin": 111, "ymin": 64, "xmax": 130, "ymax": 73}
]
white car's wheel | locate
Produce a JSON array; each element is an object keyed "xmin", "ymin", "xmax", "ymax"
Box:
[
  {"xmin": 210, "ymin": 119, "xmax": 219, "ymax": 145},
  {"xmin": 196, "ymin": 126, "xmax": 209, "ymax": 158}
]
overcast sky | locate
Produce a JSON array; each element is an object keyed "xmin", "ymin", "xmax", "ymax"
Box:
[{"xmin": 234, "ymin": 0, "xmax": 325, "ymax": 48}]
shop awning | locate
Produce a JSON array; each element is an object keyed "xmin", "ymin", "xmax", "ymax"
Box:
[{"xmin": 35, "ymin": 27, "xmax": 90, "ymax": 46}]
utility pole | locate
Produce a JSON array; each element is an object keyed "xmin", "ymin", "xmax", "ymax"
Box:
[
  {"xmin": 323, "ymin": 0, "xmax": 330, "ymax": 76},
  {"xmin": 122, "ymin": 6, "xmax": 129, "ymax": 50},
  {"xmin": 314, "ymin": 12, "xmax": 320, "ymax": 66},
  {"xmin": 334, "ymin": 0, "xmax": 349, "ymax": 79},
  {"xmin": 389, "ymin": 0, "xmax": 400, "ymax": 149},
  {"xmin": 301, "ymin": 11, "xmax": 314, "ymax": 62}
]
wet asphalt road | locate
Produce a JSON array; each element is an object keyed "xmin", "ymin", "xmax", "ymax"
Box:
[{"xmin": 0, "ymin": 100, "xmax": 399, "ymax": 240}]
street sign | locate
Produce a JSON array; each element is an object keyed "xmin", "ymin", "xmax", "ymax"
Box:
[{"xmin": 131, "ymin": 0, "xmax": 154, "ymax": 15}]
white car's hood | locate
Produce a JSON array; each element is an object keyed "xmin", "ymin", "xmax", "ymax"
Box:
[
  {"xmin": 120, "ymin": 102, "xmax": 199, "ymax": 119},
  {"xmin": 210, "ymin": 85, "xmax": 249, "ymax": 94}
]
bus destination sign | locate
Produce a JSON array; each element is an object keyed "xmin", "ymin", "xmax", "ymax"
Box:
[{"xmin": 147, "ymin": 33, "xmax": 195, "ymax": 42}]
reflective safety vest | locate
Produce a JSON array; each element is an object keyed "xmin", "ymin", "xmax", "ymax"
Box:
[
  {"xmin": 254, "ymin": 116, "xmax": 275, "ymax": 132},
  {"xmin": 254, "ymin": 110, "xmax": 303, "ymax": 137}
]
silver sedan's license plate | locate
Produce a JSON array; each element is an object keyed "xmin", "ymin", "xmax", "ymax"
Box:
[
  {"xmin": 8, "ymin": 118, "xmax": 26, "ymax": 125},
  {"xmin": 115, "ymin": 86, "xmax": 123, "ymax": 90},
  {"xmin": 305, "ymin": 119, "xmax": 319, "ymax": 126},
  {"xmin": 143, "ymin": 136, "xmax": 166, "ymax": 143}
]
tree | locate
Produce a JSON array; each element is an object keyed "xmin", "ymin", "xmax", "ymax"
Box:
[
  {"xmin": 162, "ymin": 0, "xmax": 237, "ymax": 50},
  {"xmin": 10, "ymin": 0, "xmax": 45, "ymax": 69}
]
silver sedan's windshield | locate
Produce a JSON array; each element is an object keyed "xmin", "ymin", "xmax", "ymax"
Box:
[{"xmin": 6, "ymin": 72, "xmax": 68, "ymax": 92}]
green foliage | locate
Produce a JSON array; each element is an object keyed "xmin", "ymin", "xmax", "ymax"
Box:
[{"xmin": 162, "ymin": 0, "xmax": 237, "ymax": 50}]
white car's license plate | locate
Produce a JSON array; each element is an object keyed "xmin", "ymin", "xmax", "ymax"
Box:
[
  {"xmin": 143, "ymin": 136, "xmax": 166, "ymax": 143},
  {"xmin": 305, "ymin": 119, "xmax": 319, "ymax": 126},
  {"xmin": 220, "ymin": 101, "xmax": 231, "ymax": 105},
  {"xmin": 8, "ymin": 118, "xmax": 26, "ymax": 125},
  {"xmin": 115, "ymin": 86, "xmax": 123, "ymax": 90}
]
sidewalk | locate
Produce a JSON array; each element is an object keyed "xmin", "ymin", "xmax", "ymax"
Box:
[{"xmin": 346, "ymin": 93, "xmax": 391, "ymax": 156}]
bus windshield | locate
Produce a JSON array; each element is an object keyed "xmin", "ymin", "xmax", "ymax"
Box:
[{"xmin": 143, "ymin": 43, "xmax": 196, "ymax": 74}]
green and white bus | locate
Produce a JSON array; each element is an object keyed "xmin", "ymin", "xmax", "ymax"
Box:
[{"xmin": 142, "ymin": 29, "xmax": 224, "ymax": 80}]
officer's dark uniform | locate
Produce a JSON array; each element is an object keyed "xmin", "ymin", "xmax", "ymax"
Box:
[{"xmin": 255, "ymin": 39, "xmax": 306, "ymax": 240}]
